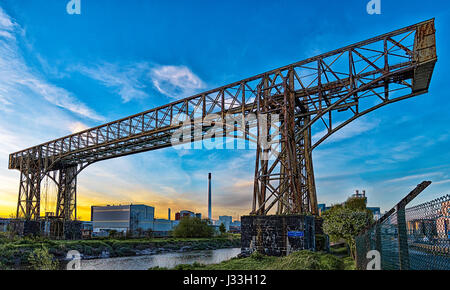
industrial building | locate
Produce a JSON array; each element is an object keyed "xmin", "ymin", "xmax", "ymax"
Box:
[
  {"xmin": 218, "ymin": 216, "xmax": 233, "ymax": 231},
  {"xmin": 174, "ymin": 210, "xmax": 202, "ymax": 220},
  {"xmin": 91, "ymin": 204, "xmax": 179, "ymax": 237}
]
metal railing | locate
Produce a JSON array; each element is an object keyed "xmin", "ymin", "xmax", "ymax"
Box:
[{"xmin": 356, "ymin": 181, "xmax": 450, "ymax": 270}]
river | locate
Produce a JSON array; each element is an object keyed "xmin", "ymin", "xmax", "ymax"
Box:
[{"xmin": 79, "ymin": 248, "xmax": 241, "ymax": 270}]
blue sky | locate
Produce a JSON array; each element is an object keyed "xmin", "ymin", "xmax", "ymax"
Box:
[{"xmin": 0, "ymin": 0, "xmax": 449, "ymax": 220}]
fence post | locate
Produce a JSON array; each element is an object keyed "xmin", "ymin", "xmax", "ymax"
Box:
[{"xmin": 396, "ymin": 204, "xmax": 410, "ymax": 270}]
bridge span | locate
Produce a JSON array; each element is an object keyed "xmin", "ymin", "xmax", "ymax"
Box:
[{"xmin": 9, "ymin": 19, "xmax": 437, "ymax": 221}]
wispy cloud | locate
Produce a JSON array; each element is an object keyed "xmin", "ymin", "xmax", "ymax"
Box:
[
  {"xmin": 150, "ymin": 65, "xmax": 205, "ymax": 99},
  {"xmin": 73, "ymin": 62, "xmax": 150, "ymax": 103},
  {"xmin": 0, "ymin": 7, "xmax": 107, "ymax": 217},
  {"xmin": 0, "ymin": 7, "xmax": 103, "ymax": 121},
  {"xmin": 434, "ymin": 179, "xmax": 450, "ymax": 185},
  {"xmin": 68, "ymin": 121, "xmax": 89, "ymax": 134},
  {"xmin": 72, "ymin": 62, "xmax": 206, "ymax": 102},
  {"xmin": 385, "ymin": 172, "xmax": 442, "ymax": 183}
]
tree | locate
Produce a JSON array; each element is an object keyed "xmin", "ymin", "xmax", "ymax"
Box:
[
  {"xmin": 322, "ymin": 197, "xmax": 373, "ymax": 259},
  {"xmin": 173, "ymin": 217, "xmax": 214, "ymax": 238},
  {"xmin": 28, "ymin": 246, "xmax": 59, "ymax": 270},
  {"xmin": 219, "ymin": 223, "xmax": 226, "ymax": 235}
]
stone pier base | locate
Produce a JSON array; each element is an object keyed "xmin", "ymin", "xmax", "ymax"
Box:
[{"xmin": 241, "ymin": 215, "xmax": 316, "ymax": 256}]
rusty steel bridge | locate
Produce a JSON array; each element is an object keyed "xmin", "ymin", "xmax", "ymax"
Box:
[{"xmin": 9, "ymin": 19, "xmax": 437, "ymax": 221}]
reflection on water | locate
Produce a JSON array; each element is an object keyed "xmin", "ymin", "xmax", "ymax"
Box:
[{"xmin": 81, "ymin": 248, "xmax": 241, "ymax": 270}]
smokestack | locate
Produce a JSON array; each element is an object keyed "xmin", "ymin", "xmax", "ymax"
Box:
[
  {"xmin": 208, "ymin": 173, "xmax": 212, "ymax": 221},
  {"xmin": 168, "ymin": 208, "xmax": 171, "ymax": 221}
]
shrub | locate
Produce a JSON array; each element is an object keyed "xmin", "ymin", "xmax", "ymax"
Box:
[
  {"xmin": 219, "ymin": 223, "xmax": 226, "ymax": 235},
  {"xmin": 250, "ymin": 251, "xmax": 265, "ymax": 261},
  {"xmin": 27, "ymin": 246, "xmax": 59, "ymax": 270},
  {"xmin": 274, "ymin": 251, "xmax": 321, "ymax": 270},
  {"xmin": 315, "ymin": 234, "xmax": 328, "ymax": 252},
  {"xmin": 318, "ymin": 253, "xmax": 344, "ymax": 270},
  {"xmin": 322, "ymin": 197, "xmax": 373, "ymax": 259},
  {"xmin": 173, "ymin": 217, "xmax": 214, "ymax": 238}
]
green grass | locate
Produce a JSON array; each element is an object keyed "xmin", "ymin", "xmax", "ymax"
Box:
[{"xmin": 151, "ymin": 250, "xmax": 356, "ymax": 270}]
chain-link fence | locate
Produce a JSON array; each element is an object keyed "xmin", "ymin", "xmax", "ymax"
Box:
[{"xmin": 356, "ymin": 182, "xmax": 450, "ymax": 270}]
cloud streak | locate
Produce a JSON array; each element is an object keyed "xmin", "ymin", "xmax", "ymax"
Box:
[
  {"xmin": 73, "ymin": 62, "xmax": 150, "ymax": 103},
  {"xmin": 150, "ymin": 65, "xmax": 205, "ymax": 99},
  {"xmin": 0, "ymin": 7, "xmax": 104, "ymax": 121}
]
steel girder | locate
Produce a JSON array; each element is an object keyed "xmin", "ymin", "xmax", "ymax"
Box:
[{"xmin": 9, "ymin": 19, "xmax": 437, "ymax": 220}]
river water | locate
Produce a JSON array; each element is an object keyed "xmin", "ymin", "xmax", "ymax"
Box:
[{"xmin": 80, "ymin": 248, "xmax": 241, "ymax": 270}]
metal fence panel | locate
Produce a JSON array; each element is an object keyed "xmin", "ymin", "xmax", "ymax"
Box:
[{"xmin": 356, "ymin": 193, "xmax": 450, "ymax": 270}]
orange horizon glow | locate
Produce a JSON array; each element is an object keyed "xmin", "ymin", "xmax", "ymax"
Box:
[{"xmin": 0, "ymin": 190, "xmax": 247, "ymax": 221}]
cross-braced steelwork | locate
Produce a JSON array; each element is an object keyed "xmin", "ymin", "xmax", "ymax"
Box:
[{"xmin": 9, "ymin": 19, "xmax": 437, "ymax": 220}]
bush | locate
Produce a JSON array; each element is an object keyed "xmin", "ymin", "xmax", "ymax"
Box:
[
  {"xmin": 172, "ymin": 217, "xmax": 214, "ymax": 238},
  {"xmin": 0, "ymin": 261, "xmax": 10, "ymax": 270},
  {"xmin": 318, "ymin": 253, "xmax": 344, "ymax": 270},
  {"xmin": 27, "ymin": 246, "xmax": 59, "ymax": 270},
  {"xmin": 315, "ymin": 234, "xmax": 328, "ymax": 252},
  {"xmin": 274, "ymin": 251, "xmax": 321, "ymax": 270},
  {"xmin": 250, "ymin": 251, "xmax": 265, "ymax": 261},
  {"xmin": 322, "ymin": 197, "xmax": 373, "ymax": 259},
  {"xmin": 219, "ymin": 223, "xmax": 226, "ymax": 234}
]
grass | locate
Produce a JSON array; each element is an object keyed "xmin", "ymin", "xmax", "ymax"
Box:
[{"xmin": 150, "ymin": 249, "xmax": 356, "ymax": 270}]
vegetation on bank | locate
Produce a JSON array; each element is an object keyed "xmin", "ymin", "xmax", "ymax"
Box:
[
  {"xmin": 0, "ymin": 233, "xmax": 240, "ymax": 270},
  {"xmin": 172, "ymin": 217, "xmax": 215, "ymax": 238},
  {"xmin": 322, "ymin": 196, "xmax": 374, "ymax": 259},
  {"xmin": 151, "ymin": 249, "xmax": 355, "ymax": 270}
]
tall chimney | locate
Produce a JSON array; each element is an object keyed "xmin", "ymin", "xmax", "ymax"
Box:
[
  {"xmin": 168, "ymin": 208, "xmax": 171, "ymax": 221},
  {"xmin": 208, "ymin": 173, "xmax": 212, "ymax": 221}
]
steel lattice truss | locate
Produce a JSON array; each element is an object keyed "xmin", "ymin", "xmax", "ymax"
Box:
[{"xmin": 9, "ymin": 19, "xmax": 437, "ymax": 220}]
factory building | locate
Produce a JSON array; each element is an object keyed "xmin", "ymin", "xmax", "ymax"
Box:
[
  {"xmin": 218, "ymin": 216, "xmax": 233, "ymax": 231},
  {"xmin": 91, "ymin": 204, "xmax": 178, "ymax": 237},
  {"xmin": 174, "ymin": 210, "xmax": 202, "ymax": 220}
]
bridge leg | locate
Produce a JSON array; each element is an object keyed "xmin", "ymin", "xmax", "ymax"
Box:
[
  {"xmin": 252, "ymin": 69, "xmax": 318, "ymax": 215},
  {"xmin": 56, "ymin": 165, "xmax": 78, "ymax": 221},
  {"xmin": 16, "ymin": 169, "xmax": 41, "ymax": 220},
  {"xmin": 16, "ymin": 149, "xmax": 42, "ymax": 220},
  {"xmin": 297, "ymin": 116, "xmax": 318, "ymax": 215}
]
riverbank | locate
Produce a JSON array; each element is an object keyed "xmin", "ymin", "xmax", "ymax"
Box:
[
  {"xmin": 150, "ymin": 243, "xmax": 356, "ymax": 270},
  {"xmin": 0, "ymin": 234, "xmax": 240, "ymax": 269},
  {"xmin": 152, "ymin": 250, "xmax": 356, "ymax": 270}
]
